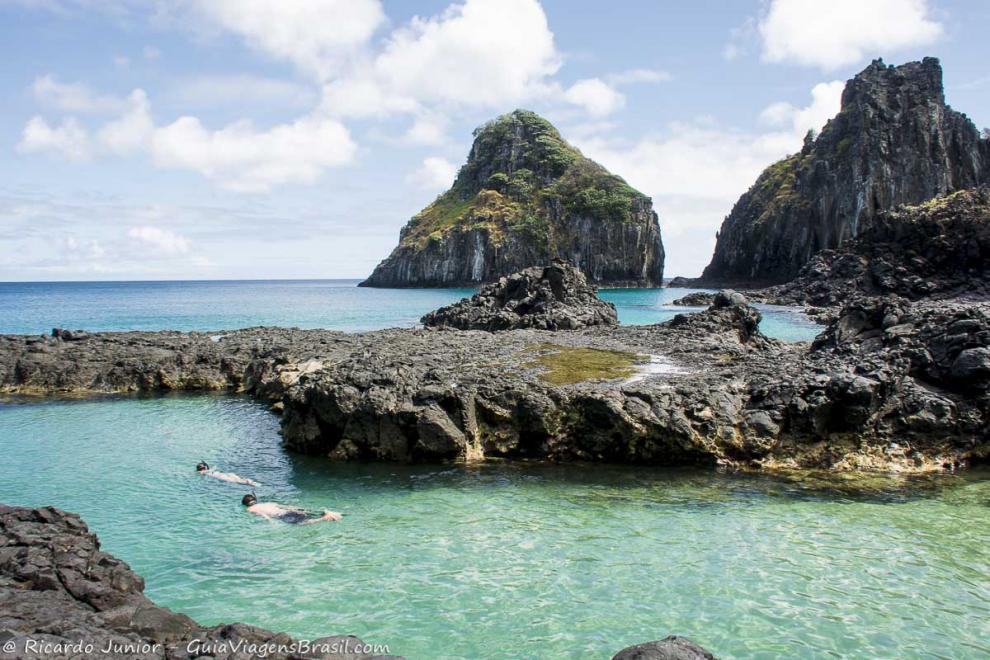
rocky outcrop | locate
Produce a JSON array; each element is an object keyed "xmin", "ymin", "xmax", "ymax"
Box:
[
  {"xmin": 0, "ymin": 505, "xmax": 398, "ymax": 659},
  {"xmin": 360, "ymin": 110, "xmax": 664, "ymax": 288},
  {"xmin": 700, "ymin": 58, "xmax": 989, "ymax": 286},
  {"xmin": 612, "ymin": 636, "xmax": 716, "ymax": 660},
  {"xmin": 421, "ymin": 259, "xmax": 617, "ymax": 331},
  {"xmin": 757, "ymin": 187, "xmax": 990, "ymax": 309},
  {"xmin": 4, "ymin": 293, "xmax": 988, "ymax": 472},
  {"xmin": 670, "ymin": 292, "xmax": 716, "ymax": 307}
]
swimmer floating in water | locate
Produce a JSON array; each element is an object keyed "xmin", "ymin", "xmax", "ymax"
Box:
[
  {"xmin": 196, "ymin": 461, "xmax": 259, "ymax": 488},
  {"xmin": 241, "ymin": 493, "xmax": 342, "ymax": 524}
]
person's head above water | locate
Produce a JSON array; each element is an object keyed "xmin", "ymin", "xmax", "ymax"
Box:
[
  {"xmin": 242, "ymin": 492, "xmax": 257, "ymax": 507},
  {"xmin": 196, "ymin": 461, "xmax": 210, "ymax": 473}
]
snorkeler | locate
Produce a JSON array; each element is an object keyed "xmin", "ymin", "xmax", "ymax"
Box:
[
  {"xmin": 241, "ymin": 493, "xmax": 342, "ymax": 524},
  {"xmin": 196, "ymin": 461, "xmax": 260, "ymax": 487}
]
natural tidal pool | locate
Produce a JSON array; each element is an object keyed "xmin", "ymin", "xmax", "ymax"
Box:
[{"xmin": 2, "ymin": 395, "xmax": 987, "ymax": 659}]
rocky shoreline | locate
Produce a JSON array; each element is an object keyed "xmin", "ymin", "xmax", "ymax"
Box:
[
  {"xmin": 0, "ymin": 505, "xmax": 399, "ymax": 660},
  {"xmin": 3, "ymin": 287, "xmax": 987, "ymax": 473}
]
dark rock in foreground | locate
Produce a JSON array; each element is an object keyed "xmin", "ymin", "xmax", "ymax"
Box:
[
  {"xmin": 612, "ymin": 636, "xmax": 716, "ymax": 660},
  {"xmin": 700, "ymin": 57, "xmax": 989, "ymax": 286},
  {"xmin": 421, "ymin": 259, "xmax": 618, "ymax": 331},
  {"xmin": 0, "ymin": 505, "xmax": 399, "ymax": 659}
]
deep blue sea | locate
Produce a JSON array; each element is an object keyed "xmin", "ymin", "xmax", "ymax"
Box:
[{"xmin": 0, "ymin": 280, "xmax": 822, "ymax": 341}]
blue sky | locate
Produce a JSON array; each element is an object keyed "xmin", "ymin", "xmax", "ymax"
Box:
[{"xmin": 2, "ymin": 0, "xmax": 988, "ymax": 281}]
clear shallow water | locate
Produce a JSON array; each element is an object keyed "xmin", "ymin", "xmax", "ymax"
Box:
[
  {"xmin": 0, "ymin": 280, "xmax": 823, "ymax": 342},
  {"xmin": 599, "ymin": 288, "xmax": 822, "ymax": 342},
  {"xmin": 1, "ymin": 395, "xmax": 988, "ymax": 659}
]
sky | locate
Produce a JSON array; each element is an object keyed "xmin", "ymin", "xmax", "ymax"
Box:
[{"xmin": 1, "ymin": 0, "xmax": 989, "ymax": 281}]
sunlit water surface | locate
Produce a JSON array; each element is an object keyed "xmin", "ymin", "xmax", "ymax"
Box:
[
  {"xmin": 0, "ymin": 280, "xmax": 822, "ymax": 342},
  {"xmin": 1, "ymin": 395, "xmax": 988, "ymax": 659}
]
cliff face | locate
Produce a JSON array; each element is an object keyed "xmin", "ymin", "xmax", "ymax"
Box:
[
  {"xmin": 360, "ymin": 110, "xmax": 664, "ymax": 288},
  {"xmin": 762, "ymin": 187, "xmax": 990, "ymax": 307},
  {"xmin": 700, "ymin": 57, "xmax": 989, "ymax": 286}
]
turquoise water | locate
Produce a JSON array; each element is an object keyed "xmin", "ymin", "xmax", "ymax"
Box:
[
  {"xmin": 1, "ymin": 395, "xmax": 988, "ymax": 659},
  {"xmin": 0, "ymin": 280, "xmax": 822, "ymax": 342},
  {"xmin": 599, "ymin": 288, "xmax": 822, "ymax": 342}
]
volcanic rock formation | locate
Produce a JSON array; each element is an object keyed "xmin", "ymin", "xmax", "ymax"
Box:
[
  {"xmin": 700, "ymin": 57, "xmax": 989, "ymax": 286},
  {"xmin": 4, "ymin": 291, "xmax": 988, "ymax": 472},
  {"xmin": 758, "ymin": 187, "xmax": 990, "ymax": 309},
  {"xmin": 421, "ymin": 259, "xmax": 618, "ymax": 331},
  {"xmin": 360, "ymin": 110, "xmax": 664, "ymax": 288}
]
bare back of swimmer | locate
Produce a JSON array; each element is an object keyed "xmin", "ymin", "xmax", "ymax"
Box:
[
  {"xmin": 196, "ymin": 461, "xmax": 260, "ymax": 488},
  {"xmin": 241, "ymin": 493, "xmax": 341, "ymax": 524}
]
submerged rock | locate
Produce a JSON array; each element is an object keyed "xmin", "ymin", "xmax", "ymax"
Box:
[
  {"xmin": 0, "ymin": 504, "xmax": 400, "ymax": 659},
  {"xmin": 421, "ymin": 259, "xmax": 618, "ymax": 331},
  {"xmin": 360, "ymin": 109, "xmax": 664, "ymax": 288},
  {"xmin": 612, "ymin": 636, "xmax": 716, "ymax": 660},
  {"xmin": 700, "ymin": 57, "xmax": 989, "ymax": 286}
]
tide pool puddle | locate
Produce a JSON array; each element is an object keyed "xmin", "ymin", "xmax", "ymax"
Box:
[{"xmin": 1, "ymin": 394, "xmax": 988, "ymax": 659}]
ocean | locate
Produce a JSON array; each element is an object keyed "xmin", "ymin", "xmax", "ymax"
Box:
[{"xmin": 0, "ymin": 280, "xmax": 823, "ymax": 341}]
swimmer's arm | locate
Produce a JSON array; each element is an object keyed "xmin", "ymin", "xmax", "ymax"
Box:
[{"xmin": 226, "ymin": 473, "xmax": 259, "ymax": 487}]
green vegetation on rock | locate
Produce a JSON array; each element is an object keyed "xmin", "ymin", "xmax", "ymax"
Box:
[
  {"xmin": 749, "ymin": 152, "xmax": 811, "ymax": 225},
  {"xmin": 525, "ymin": 344, "xmax": 646, "ymax": 385},
  {"xmin": 398, "ymin": 109, "xmax": 648, "ymax": 248}
]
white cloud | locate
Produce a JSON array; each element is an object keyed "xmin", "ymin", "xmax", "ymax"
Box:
[
  {"xmin": 563, "ymin": 78, "xmax": 625, "ymax": 117},
  {"xmin": 18, "ymin": 85, "xmax": 357, "ymax": 192},
  {"xmin": 127, "ymin": 226, "xmax": 191, "ymax": 254},
  {"xmin": 322, "ymin": 0, "xmax": 560, "ymax": 118},
  {"xmin": 169, "ymin": 74, "xmax": 317, "ymax": 110},
  {"xmin": 759, "ymin": 80, "xmax": 844, "ymax": 137},
  {"xmin": 575, "ymin": 82, "xmax": 844, "ymax": 276},
  {"xmin": 606, "ymin": 68, "xmax": 671, "ymax": 85},
  {"xmin": 408, "ymin": 156, "xmax": 458, "ymax": 190},
  {"xmin": 402, "ymin": 114, "xmax": 449, "ymax": 146},
  {"xmin": 57, "ymin": 235, "xmax": 106, "ymax": 261},
  {"xmin": 97, "ymin": 89, "xmax": 154, "ymax": 155},
  {"xmin": 17, "ymin": 116, "xmax": 92, "ymax": 160},
  {"xmin": 756, "ymin": 0, "xmax": 943, "ymax": 70},
  {"xmin": 32, "ymin": 74, "xmax": 126, "ymax": 114},
  {"xmin": 192, "ymin": 0, "xmax": 385, "ymax": 80},
  {"xmin": 150, "ymin": 114, "xmax": 356, "ymax": 192},
  {"xmin": 320, "ymin": 76, "xmax": 419, "ymax": 118},
  {"xmin": 376, "ymin": 0, "xmax": 559, "ymax": 106}
]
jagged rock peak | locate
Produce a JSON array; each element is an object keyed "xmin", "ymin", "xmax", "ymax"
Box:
[
  {"xmin": 360, "ymin": 109, "xmax": 664, "ymax": 288},
  {"xmin": 699, "ymin": 57, "xmax": 989, "ymax": 286},
  {"xmin": 421, "ymin": 258, "xmax": 618, "ymax": 331}
]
